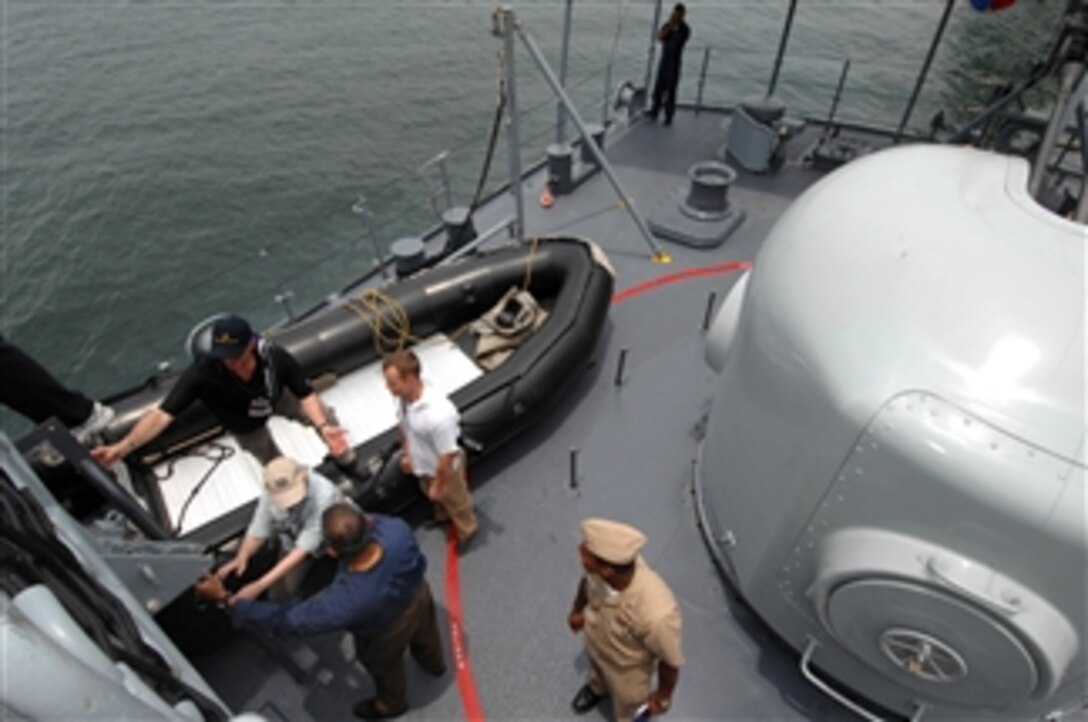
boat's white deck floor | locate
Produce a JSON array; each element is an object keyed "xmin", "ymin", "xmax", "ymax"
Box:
[{"xmin": 159, "ymin": 335, "xmax": 482, "ymax": 534}]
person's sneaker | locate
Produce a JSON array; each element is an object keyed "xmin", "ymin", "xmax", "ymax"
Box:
[
  {"xmin": 571, "ymin": 685, "xmax": 604, "ymax": 714},
  {"xmin": 72, "ymin": 402, "xmax": 115, "ymax": 444}
]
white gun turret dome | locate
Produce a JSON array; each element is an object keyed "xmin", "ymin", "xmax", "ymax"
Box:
[{"xmin": 700, "ymin": 144, "xmax": 1086, "ymax": 720}]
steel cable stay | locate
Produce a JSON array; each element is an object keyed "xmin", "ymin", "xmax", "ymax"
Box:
[{"xmin": 161, "ymin": 440, "xmax": 236, "ymax": 537}]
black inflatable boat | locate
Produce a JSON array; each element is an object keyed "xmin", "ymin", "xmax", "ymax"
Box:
[{"xmin": 32, "ymin": 237, "xmax": 613, "ymax": 547}]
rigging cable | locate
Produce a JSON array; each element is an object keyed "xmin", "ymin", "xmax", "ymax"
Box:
[
  {"xmin": 607, "ymin": 0, "xmax": 631, "ymax": 80},
  {"xmin": 167, "ymin": 441, "xmax": 236, "ymax": 536},
  {"xmin": 443, "ymin": 42, "xmax": 510, "ymax": 256},
  {"xmin": 342, "ymin": 46, "xmax": 515, "ymax": 356}
]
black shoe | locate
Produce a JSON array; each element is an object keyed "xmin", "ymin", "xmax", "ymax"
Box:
[
  {"xmin": 571, "ymin": 685, "xmax": 604, "ymax": 714},
  {"xmin": 352, "ymin": 697, "xmax": 406, "ymax": 720},
  {"xmin": 664, "ymin": 117, "xmax": 673, "ymax": 126},
  {"xmin": 643, "ymin": 109, "xmax": 658, "ymax": 122}
]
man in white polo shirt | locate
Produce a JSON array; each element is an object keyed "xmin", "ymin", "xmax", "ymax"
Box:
[{"xmin": 382, "ymin": 349, "xmax": 477, "ymax": 549}]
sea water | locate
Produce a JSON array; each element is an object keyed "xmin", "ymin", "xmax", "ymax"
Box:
[{"xmin": 0, "ymin": 0, "xmax": 1063, "ymax": 436}]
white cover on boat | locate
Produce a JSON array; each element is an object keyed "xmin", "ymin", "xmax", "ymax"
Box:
[{"xmin": 158, "ymin": 335, "xmax": 482, "ymax": 534}]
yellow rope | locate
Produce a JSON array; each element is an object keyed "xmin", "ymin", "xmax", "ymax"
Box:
[
  {"xmin": 344, "ymin": 285, "xmax": 477, "ymax": 356},
  {"xmin": 345, "ymin": 235, "xmax": 548, "ymax": 357},
  {"xmin": 343, "ymin": 288, "xmax": 424, "ymax": 356},
  {"xmin": 521, "ymin": 236, "xmax": 540, "ymax": 291}
]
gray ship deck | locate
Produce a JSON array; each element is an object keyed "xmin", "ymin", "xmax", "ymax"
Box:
[{"xmin": 189, "ymin": 108, "xmax": 889, "ymax": 721}]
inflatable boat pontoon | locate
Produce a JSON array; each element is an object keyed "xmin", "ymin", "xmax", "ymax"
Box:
[{"xmin": 28, "ymin": 237, "xmax": 613, "ymax": 548}]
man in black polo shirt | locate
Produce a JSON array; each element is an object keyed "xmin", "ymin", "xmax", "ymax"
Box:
[{"xmin": 92, "ymin": 315, "xmax": 352, "ymax": 467}]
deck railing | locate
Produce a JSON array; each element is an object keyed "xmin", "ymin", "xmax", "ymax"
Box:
[{"xmin": 104, "ymin": 1, "xmax": 1067, "ymax": 388}]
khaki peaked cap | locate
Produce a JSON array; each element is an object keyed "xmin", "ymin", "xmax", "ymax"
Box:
[{"xmin": 581, "ymin": 517, "xmax": 647, "ymax": 565}]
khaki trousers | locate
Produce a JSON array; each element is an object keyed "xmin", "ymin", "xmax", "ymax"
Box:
[
  {"xmin": 586, "ymin": 654, "xmax": 653, "ymax": 722},
  {"xmin": 355, "ymin": 581, "xmax": 445, "ymax": 712},
  {"xmin": 418, "ymin": 451, "xmax": 477, "ymax": 540}
]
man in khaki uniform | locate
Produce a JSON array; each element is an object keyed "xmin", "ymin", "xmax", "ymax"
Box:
[{"xmin": 568, "ymin": 518, "xmax": 683, "ymax": 721}]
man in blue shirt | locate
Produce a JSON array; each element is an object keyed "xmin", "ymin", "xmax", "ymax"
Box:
[{"xmin": 195, "ymin": 502, "xmax": 445, "ymax": 719}]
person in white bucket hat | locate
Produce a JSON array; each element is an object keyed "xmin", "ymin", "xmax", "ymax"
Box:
[{"xmin": 216, "ymin": 455, "xmax": 341, "ymax": 601}]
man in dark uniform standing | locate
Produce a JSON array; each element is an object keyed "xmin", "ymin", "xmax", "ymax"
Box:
[
  {"xmin": 648, "ymin": 3, "xmax": 690, "ymax": 126},
  {"xmin": 92, "ymin": 315, "xmax": 352, "ymax": 467}
]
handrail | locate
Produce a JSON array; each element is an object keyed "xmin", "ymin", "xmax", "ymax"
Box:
[
  {"xmin": 644, "ymin": 0, "xmax": 663, "ymax": 103},
  {"xmin": 500, "ymin": 7, "xmax": 526, "ymax": 239},
  {"xmin": 123, "ymin": 1, "xmax": 1064, "ymax": 379},
  {"xmin": 137, "ymin": 36, "xmax": 907, "ymax": 362},
  {"xmin": 506, "ymin": 6, "xmax": 669, "ymax": 262},
  {"xmin": 799, "ymin": 638, "xmax": 892, "ymax": 722},
  {"xmin": 695, "ymin": 47, "xmax": 711, "ymax": 112},
  {"xmin": 153, "ymin": 49, "xmax": 639, "ymax": 354},
  {"xmin": 687, "ymin": 41, "xmax": 957, "ymax": 75},
  {"xmin": 172, "ymin": 42, "xmax": 883, "ymax": 349},
  {"xmin": 924, "ymin": 555, "xmax": 1023, "ymax": 616},
  {"xmin": 767, "ymin": 0, "xmax": 798, "ymax": 97},
  {"xmin": 894, "ymin": 0, "xmax": 955, "ymax": 143},
  {"xmin": 801, "ymin": 638, "xmax": 935, "ymax": 721}
]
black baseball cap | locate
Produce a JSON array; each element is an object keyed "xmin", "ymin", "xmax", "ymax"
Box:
[{"xmin": 208, "ymin": 315, "xmax": 254, "ymax": 359}]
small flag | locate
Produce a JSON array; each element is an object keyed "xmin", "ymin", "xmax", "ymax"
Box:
[{"xmin": 970, "ymin": 0, "xmax": 1017, "ymax": 11}]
